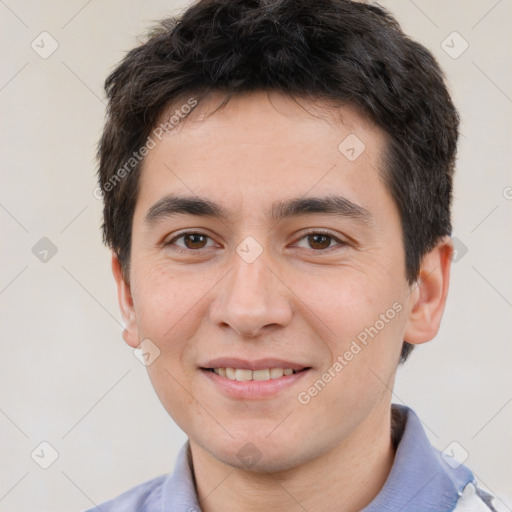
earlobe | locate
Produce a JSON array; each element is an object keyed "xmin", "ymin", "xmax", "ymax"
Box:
[
  {"xmin": 111, "ymin": 254, "xmax": 140, "ymax": 348},
  {"xmin": 403, "ymin": 236, "xmax": 453, "ymax": 345}
]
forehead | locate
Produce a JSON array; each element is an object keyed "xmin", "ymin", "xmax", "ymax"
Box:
[
  {"xmin": 153, "ymin": 90, "xmax": 384, "ymax": 156},
  {"xmin": 137, "ymin": 91, "xmax": 389, "ymax": 216}
]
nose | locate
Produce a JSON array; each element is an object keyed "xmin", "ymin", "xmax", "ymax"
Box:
[{"xmin": 209, "ymin": 252, "xmax": 293, "ymax": 338}]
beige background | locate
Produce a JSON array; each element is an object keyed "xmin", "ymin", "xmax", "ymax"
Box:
[{"xmin": 1, "ymin": 1, "xmax": 511, "ymax": 510}]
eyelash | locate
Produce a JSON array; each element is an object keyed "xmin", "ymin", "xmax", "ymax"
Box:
[{"xmin": 164, "ymin": 229, "xmax": 347, "ymax": 253}]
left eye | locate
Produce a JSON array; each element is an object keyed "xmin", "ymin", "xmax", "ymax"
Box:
[{"xmin": 295, "ymin": 233, "xmax": 343, "ymax": 250}]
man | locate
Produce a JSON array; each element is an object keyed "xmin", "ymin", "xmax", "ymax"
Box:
[{"xmin": 88, "ymin": 0, "xmax": 502, "ymax": 510}]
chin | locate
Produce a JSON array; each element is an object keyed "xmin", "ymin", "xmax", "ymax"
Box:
[{"xmin": 206, "ymin": 435, "xmax": 317, "ymax": 474}]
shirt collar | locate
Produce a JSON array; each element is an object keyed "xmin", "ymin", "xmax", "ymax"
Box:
[
  {"xmin": 161, "ymin": 404, "xmax": 475, "ymax": 512},
  {"xmin": 161, "ymin": 441, "xmax": 200, "ymax": 512},
  {"xmin": 362, "ymin": 404, "xmax": 474, "ymax": 512}
]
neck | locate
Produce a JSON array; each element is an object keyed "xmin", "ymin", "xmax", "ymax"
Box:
[{"xmin": 189, "ymin": 402, "xmax": 396, "ymax": 512}]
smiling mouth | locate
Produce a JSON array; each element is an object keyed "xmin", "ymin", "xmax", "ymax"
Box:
[{"xmin": 201, "ymin": 367, "xmax": 311, "ymax": 381}]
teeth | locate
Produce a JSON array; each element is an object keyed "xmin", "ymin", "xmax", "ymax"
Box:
[
  {"xmin": 212, "ymin": 367, "xmax": 299, "ymax": 381},
  {"xmin": 253, "ymin": 369, "xmax": 270, "ymax": 381},
  {"xmin": 235, "ymin": 369, "xmax": 252, "ymax": 381},
  {"xmin": 270, "ymin": 368, "xmax": 284, "ymax": 379}
]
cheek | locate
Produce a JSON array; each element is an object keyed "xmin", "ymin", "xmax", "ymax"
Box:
[
  {"xmin": 290, "ymin": 266, "xmax": 402, "ymax": 342},
  {"xmin": 290, "ymin": 266, "xmax": 406, "ymax": 400},
  {"xmin": 130, "ymin": 262, "xmax": 211, "ymax": 353},
  {"xmin": 130, "ymin": 264, "xmax": 213, "ymax": 428}
]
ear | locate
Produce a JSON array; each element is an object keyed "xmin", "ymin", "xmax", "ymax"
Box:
[
  {"xmin": 112, "ymin": 253, "xmax": 140, "ymax": 348},
  {"xmin": 403, "ymin": 236, "xmax": 453, "ymax": 345}
]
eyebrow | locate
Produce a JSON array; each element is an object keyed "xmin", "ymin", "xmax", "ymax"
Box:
[
  {"xmin": 270, "ymin": 196, "xmax": 372, "ymax": 225},
  {"xmin": 145, "ymin": 195, "xmax": 227, "ymax": 225},
  {"xmin": 144, "ymin": 194, "xmax": 373, "ymax": 226}
]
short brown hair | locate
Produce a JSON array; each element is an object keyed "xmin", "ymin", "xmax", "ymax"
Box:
[{"xmin": 98, "ymin": 0, "xmax": 459, "ymax": 363}]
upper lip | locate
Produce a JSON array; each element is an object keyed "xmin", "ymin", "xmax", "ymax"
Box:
[{"xmin": 200, "ymin": 357, "xmax": 310, "ymax": 371}]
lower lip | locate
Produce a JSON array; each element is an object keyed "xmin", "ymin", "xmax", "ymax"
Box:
[{"xmin": 200, "ymin": 369, "xmax": 311, "ymax": 399}]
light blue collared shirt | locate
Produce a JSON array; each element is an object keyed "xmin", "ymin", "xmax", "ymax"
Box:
[{"xmin": 84, "ymin": 405, "xmax": 499, "ymax": 512}]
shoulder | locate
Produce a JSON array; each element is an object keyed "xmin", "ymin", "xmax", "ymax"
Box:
[
  {"xmin": 453, "ymin": 482, "xmax": 508, "ymax": 512},
  {"xmin": 82, "ymin": 473, "xmax": 168, "ymax": 512}
]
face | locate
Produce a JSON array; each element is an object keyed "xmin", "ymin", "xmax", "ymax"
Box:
[{"xmin": 114, "ymin": 91, "xmax": 451, "ymax": 472}]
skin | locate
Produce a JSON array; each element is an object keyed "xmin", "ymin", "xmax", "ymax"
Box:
[{"xmin": 113, "ymin": 90, "xmax": 453, "ymax": 512}]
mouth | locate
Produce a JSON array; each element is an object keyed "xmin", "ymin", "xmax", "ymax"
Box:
[
  {"xmin": 199, "ymin": 358, "xmax": 312, "ymax": 399},
  {"xmin": 200, "ymin": 366, "xmax": 310, "ymax": 381}
]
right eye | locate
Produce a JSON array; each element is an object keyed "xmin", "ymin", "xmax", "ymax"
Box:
[{"xmin": 165, "ymin": 231, "xmax": 216, "ymax": 251}]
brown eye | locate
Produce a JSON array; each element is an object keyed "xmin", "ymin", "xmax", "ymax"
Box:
[
  {"xmin": 182, "ymin": 233, "xmax": 208, "ymax": 249},
  {"xmin": 294, "ymin": 231, "xmax": 346, "ymax": 252},
  {"xmin": 307, "ymin": 234, "xmax": 333, "ymax": 250},
  {"xmin": 166, "ymin": 232, "xmax": 215, "ymax": 251}
]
